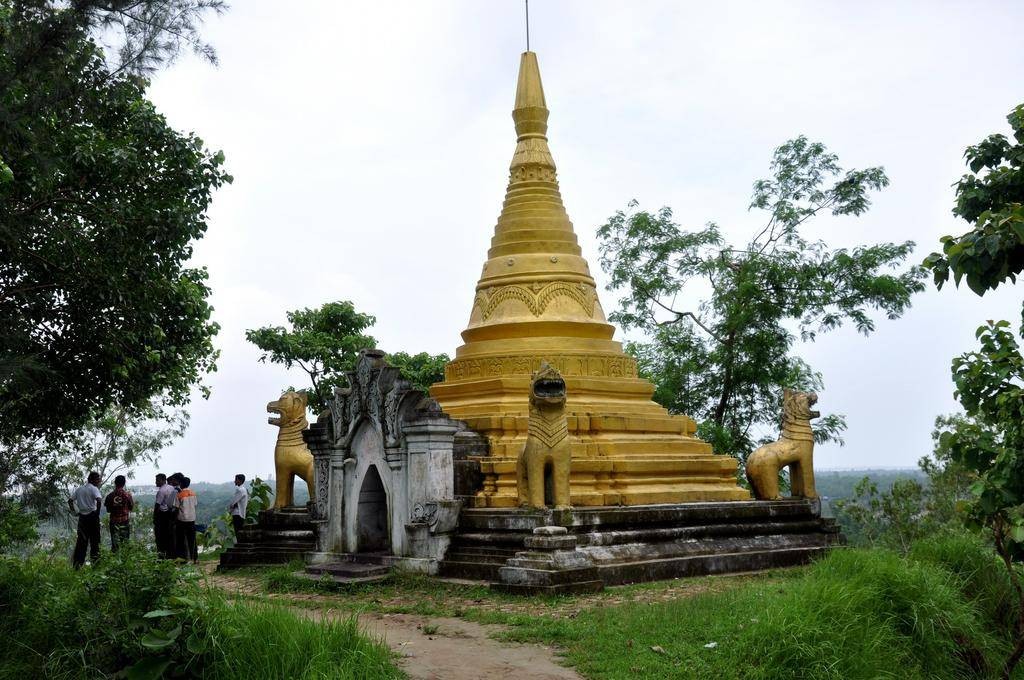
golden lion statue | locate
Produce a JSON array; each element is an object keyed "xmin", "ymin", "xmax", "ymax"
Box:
[
  {"xmin": 746, "ymin": 389, "xmax": 820, "ymax": 500},
  {"xmin": 516, "ymin": 362, "xmax": 572, "ymax": 509},
  {"xmin": 267, "ymin": 390, "xmax": 315, "ymax": 509}
]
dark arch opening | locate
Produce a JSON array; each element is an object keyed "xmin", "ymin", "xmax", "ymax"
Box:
[{"xmin": 356, "ymin": 465, "xmax": 390, "ymax": 553}]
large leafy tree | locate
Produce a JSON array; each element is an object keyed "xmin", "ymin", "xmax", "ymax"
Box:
[
  {"xmin": 1, "ymin": 0, "xmax": 230, "ymax": 445},
  {"xmin": 599, "ymin": 137, "xmax": 925, "ymax": 462},
  {"xmin": 246, "ymin": 301, "xmax": 450, "ymax": 414},
  {"xmin": 924, "ymin": 102, "xmax": 1024, "ymax": 680}
]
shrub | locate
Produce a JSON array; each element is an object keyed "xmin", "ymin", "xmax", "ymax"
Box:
[{"xmin": 0, "ymin": 546, "xmax": 398, "ymax": 678}]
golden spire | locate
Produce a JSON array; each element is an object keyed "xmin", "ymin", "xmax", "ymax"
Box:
[
  {"xmin": 466, "ymin": 52, "xmax": 613, "ymax": 344},
  {"xmin": 431, "ymin": 51, "xmax": 748, "ymax": 509}
]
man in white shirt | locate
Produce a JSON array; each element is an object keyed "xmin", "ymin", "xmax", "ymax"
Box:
[
  {"xmin": 229, "ymin": 474, "xmax": 249, "ymax": 536},
  {"xmin": 153, "ymin": 473, "xmax": 177, "ymax": 558},
  {"xmin": 68, "ymin": 471, "xmax": 102, "ymax": 568}
]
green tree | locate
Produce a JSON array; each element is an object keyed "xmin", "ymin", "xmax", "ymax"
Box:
[
  {"xmin": 924, "ymin": 103, "xmax": 1024, "ymax": 680},
  {"xmin": 0, "ymin": 1, "xmax": 229, "ymax": 447},
  {"xmin": 919, "ymin": 414, "xmax": 977, "ymax": 527},
  {"xmin": 924, "ymin": 103, "xmax": 1024, "ymax": 296},
  {"xmin": 246, "ymin": 301, "xmax": 450, "ymax": 414},
  {"xmin": 834, "ymin": 476, "xmax": 929, "ymax": 552},
  {"xmin": 599, "ymin": 137, "xmax": 925, "ymax": 463},
  {"xmin": 388, "ymin": 351, "xmax": 449, "ymax": 393},
  {"xmin": 54, "ymin": 402, "xmax": 187, "ymax": 496},
  {"xmin": 245, "ymin": 301, "xmax": 378, "ymax": 414}
]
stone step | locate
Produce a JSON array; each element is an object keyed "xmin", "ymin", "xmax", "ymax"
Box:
[
  {"xmin": 437, "ymin": 559, "xmax": 504, "ymax": 582},
  {"xmin": 458, "ymin": 500, "xmax": 822, "ymax": 531},
  {"xmin": 445, "ymin": 544, "xmax": 519, "ymax": 557},
  {"xmin": 444, "ymin": 551, "xmax": 513, "ymax": 565},
  {"xmin": 596, "ymin": 545, "xmax": 834, "ymax": 585}
]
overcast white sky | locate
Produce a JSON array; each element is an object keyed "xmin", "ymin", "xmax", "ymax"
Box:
[{"xmin": 137, "ymin": 0, "xmax": 1024, "ymax": 484}]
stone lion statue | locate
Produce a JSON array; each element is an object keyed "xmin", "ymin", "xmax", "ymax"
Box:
[
  {"xmin": 746, "ymin": 389, "xmax": 819, "ymax": 501},
  {"xmin": 516, "ymin": 362, "xmax": 572, "ymax": 509},
  {"xmin": 267, "ymin": 390, "xmax": 315, "ymax": 509}
]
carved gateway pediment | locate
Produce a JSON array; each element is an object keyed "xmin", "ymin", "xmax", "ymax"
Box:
[{"xmin": 327, "ymin": 349, "xmax": 427, "ymax": 450}]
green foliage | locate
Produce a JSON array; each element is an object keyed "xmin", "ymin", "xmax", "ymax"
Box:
[
  {"xmin": 920, "ymin": 414, "xmax": 978, "ymax": 527},
  {"xmin": 835, "ymin": 417, "xmax": 976, "ymax": 550},
  {"xmin": 0, "ymin": 542, "xmax": 186, "ymax": 677},
  {"xmin": 599, "ymin": 137, "xmax": 925, "ymax": 461},
  {"xmin": 60, "ymin": 403, "xmax": 188, "ymax": 497},
  {"xmin": 388, "ymin": 350, "xmax": 449, "ymax": 392},
  {"xmin": 246, "ymin": 476, "xmax": 273, "ymax": 522},
  {"xmin": 924, "ymin": 103, "xmax": 1024, "ymax": 296},
  {"xmin": 498, "ymin": 539, "xmax": 1019, "ymax": 679},
  {"xmin": 925, "ymin": 102, "xmax": 1024, "ymax": 679},
  {"xmin": 0, "ymin": 3, "xmax": 231, "ymax": 445},
  {"xmin": 245, "ymin": 301, "xmax": 377, "ymax": 414},
  {"xmin": 0, "ymin": 497, "xmax": 37, "ymax": 552},
  {"xmin": 0, "ymin": 544, "xmax": 399, "ymax": 678},
  {"xmin": 834, "ymin": 476, "xmax": 929, "ymax": 551},
  {"xmin": 246, "ymin": 300, "xmax": 450, "ymax": 413},
  {"xmin": 197, "ymin": 511, "xmax": 233, "ymax": 553}
]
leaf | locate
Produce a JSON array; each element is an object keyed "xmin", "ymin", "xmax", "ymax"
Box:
[
  {"xmin": 141, "ymin": 624, "xmax": 182, "ymax": 650},
  {"xmin": 143, "ymin": 609, "xmax": 175, "ymax": 618},
  {"xmin": 1010, "ymin": 524, "xmax": 1024, "ymax": 544},
  {"xmin": 185, "ymin": 631, "xmax": 207, "ymax": 656},
  {"xmin": 125, "ymin": 657, "xmax": 172, "ymax": 680}
]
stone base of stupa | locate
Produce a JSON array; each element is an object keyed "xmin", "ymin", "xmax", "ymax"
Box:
[{"xmin": 438, "ymin": 499, "xmax": 843, "ymax": 592}]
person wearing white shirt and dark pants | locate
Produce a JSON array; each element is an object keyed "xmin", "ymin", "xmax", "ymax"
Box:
[
  {"xmin": 68, "ymin": 471, "xmax": 102, "ymax": 568},
  {"xmin": 229, "ymin": 474, "xmax": 249, "ymax": 535},
  {"xmin": 153, "ymin": 473, "xmax": 177, "ymax": 558}
]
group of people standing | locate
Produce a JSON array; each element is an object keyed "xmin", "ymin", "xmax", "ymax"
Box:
[{"xmin": 68, "ymin": 471, "xmax": 250, "ymax": 569}]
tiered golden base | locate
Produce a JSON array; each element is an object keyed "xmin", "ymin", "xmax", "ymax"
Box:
[{"xmin": 432, "ymin": 368, "xmax": 750, "ymax": 508}]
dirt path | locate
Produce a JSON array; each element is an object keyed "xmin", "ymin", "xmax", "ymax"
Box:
[
  {"xmin": 301, "ymin": 608, "xmax": 582, "ymax": 680},
  {"xmin": 205, "ymin": 565, "xmax": 582, "ymax": 678},
  {"xmin": 202, "ymin": 564, "xmax": 772, "ymax": 679}
]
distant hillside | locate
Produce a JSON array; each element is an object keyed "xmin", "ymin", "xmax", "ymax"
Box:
[{"xmin": 814, "ymin": 468, "xmax": 926, "ymax": 501}]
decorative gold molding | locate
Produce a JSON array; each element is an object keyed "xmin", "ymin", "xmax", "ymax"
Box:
[
  {"xmin": 445, "ymin": 353, "xmax": 637, "ymax": 381},
  {"xmin": 472, "ymin": 281, "xmax": 595, "ymax": 321}
]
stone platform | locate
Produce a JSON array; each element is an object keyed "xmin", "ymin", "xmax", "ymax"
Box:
[
  {"xmin": 218, "ymin": 506, "xmax": 317, "ymax": 570},
  {"xmin": 439, "ymin": 499, "xmax": 842, "ymax": 593}
]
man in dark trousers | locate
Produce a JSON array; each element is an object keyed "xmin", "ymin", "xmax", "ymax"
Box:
[
  {"xmin": 153, "ymin": 473, "xmax": 176, "ymax": 557},
  {"xmin": 229, "ymin": 474, "xmax": 249, "ymax": 536},
  {"xmin": 174, "ymin": 476, "xmax": 198, "ymax": 563},
  {"xmin": 103, "ymin": 474, "xmax": 134, "ymax": 552},
  {"xmin": 68, "ymin": 471, "xmax": 102, "ymax": 568}
]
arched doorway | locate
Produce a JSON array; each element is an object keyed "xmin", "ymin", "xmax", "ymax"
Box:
[{"xmin": 356, "ymin": 465, "xmax": 390, "ymax": 553}]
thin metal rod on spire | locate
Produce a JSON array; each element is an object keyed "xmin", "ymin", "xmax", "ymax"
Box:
[{"xmin": 525, "ymin": 0, "xmax": 530, "ymax": 51}]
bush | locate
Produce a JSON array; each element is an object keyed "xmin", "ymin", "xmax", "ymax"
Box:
[
  {"xmin": 911, "ymin": 532, "xmax": 1019, "ymax": 636},
  {"xmin": 0, "ymin": 546, "xmax": 398, "ymax": 679}
]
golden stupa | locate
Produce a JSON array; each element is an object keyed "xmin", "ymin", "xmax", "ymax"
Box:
[{"xmin": 431, "ymin": 52, "xmax": 749, "ymax": 508}]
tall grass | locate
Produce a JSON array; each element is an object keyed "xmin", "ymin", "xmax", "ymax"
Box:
[
  {"xmin": 190, "ymin": 596, "xmax": 398, "ymax": 679},
  {"xmin": 0, "ymin": 546, "xmax": 399, "ymax": 679},
  {"xmin": 498, "ymin": 535, "xmax": 1020, "ymax": 679}
]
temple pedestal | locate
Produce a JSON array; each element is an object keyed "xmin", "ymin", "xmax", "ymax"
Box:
[
  {"xmin": 217, "ymin": 506, "xmax": 317, "ymax": 570},
  {"xmin": 439, "ymin": 499, "xmax": 843, "ymax": 589}
]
